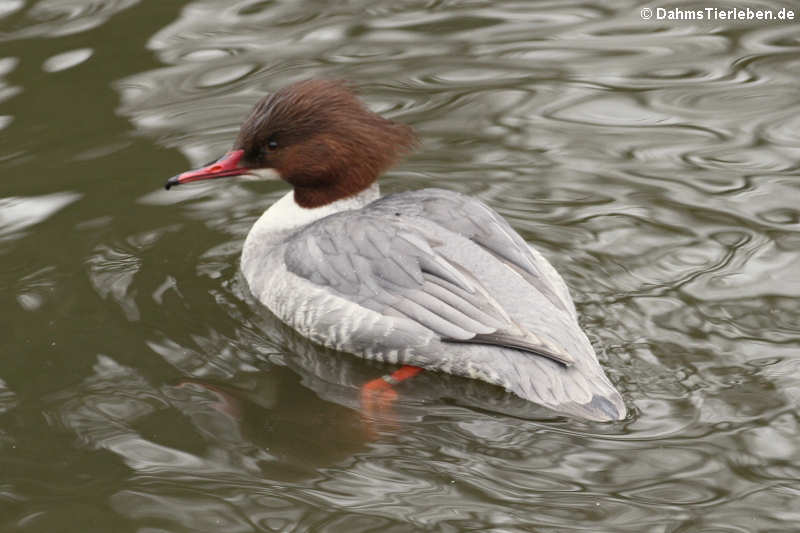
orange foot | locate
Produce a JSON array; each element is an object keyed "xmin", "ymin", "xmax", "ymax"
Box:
[{"xmin": 360, "ymin": 365, "xmax": 423, "ymax": 419}]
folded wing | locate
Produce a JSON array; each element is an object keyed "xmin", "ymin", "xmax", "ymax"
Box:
[{"xmin": 284, "ymin": 207, "xmax": 574, "ymax": 366}]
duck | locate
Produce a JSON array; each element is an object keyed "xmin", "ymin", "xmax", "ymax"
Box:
[{"xmin": 165, "ymin": 79, "xmax": 626, "ymax": 421}]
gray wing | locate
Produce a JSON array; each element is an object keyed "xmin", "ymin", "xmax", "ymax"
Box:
[
  {"xmin": 284, "ymin": 210, "xmax": 574, "ymax": 367},
  {"xmin": 368, "ymin": 189, "xmax": 577, "ymax": 318}
]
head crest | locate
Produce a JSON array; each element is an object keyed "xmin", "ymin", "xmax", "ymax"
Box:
[{"xmin": 235, "ymin": 80, "xmax": 417, "ymax": 207}]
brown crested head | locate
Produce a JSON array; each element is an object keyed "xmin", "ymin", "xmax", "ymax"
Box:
[{"xmin": 233, "ymin": 80, "xmax": 417, "ymax": 208}]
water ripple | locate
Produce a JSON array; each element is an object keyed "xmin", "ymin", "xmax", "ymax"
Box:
[
  {"xmin": 0, "ymin": 0, "xmax": 140, "ymax": 41},
  {"xmin": 0, "ymin": 378, "xmax": 16, "ymax": 416},
  {"xmin": 0, "ymin": 192, "xmax": 82, "ymax": 248},
  {"xmin": 4, "ymin": 0, "xmax": 800, "ymax": 531},
  {"xmin": 106, "ymin": 1, "xmax": 800, "ymax": 527}
]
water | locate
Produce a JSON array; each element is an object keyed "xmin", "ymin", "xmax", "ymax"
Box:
[{"xmin": 2, "ymin": 0, "xmax": 800, "ymax": 530}]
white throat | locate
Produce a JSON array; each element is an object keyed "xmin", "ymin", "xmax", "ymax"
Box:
[{"xmin": 242, "ymin": 183, "xmax": 381, "ymax": 265}]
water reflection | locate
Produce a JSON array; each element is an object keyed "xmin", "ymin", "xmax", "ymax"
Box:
[
  {"xmin": 0, "ymin": 0, "xmax": 140, "ymax": 40},
  {"xmin": 2, "ymin": 0, "xmax": 800, "ymax": 530},
  {"xmin": 42, "ymin": 48, "xmax": 93, "ymax": 72},
  {"xmin": 45, "ymin": 354, "xmax": 368, "ymax": 479},
  {"xmin": 0, "ymin": 192, "xmax": 81, "ymax": 247},
  {"xmin": 0, "ymin": 378, "xmax": 16, "ymax": 415}
]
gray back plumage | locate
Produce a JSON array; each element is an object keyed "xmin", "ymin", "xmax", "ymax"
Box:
[
  {"xmin": 275, "ymin": 188, "xmax": 625, "ymax": 420},
  {"xmin": 285, "ymin": 192, "xmax": 574, "ymax": 366}
]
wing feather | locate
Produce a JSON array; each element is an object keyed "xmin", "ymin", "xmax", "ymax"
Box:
[
  {"xmin": 285, "ymin": 208, "xmax": 575, "ymax": 367},
  {"xmin": 405, "ymin": 288, "xmax": 495, "ymax": 335},
  {"xmin": 370, "ymin": 189, "xmax": 575, "ymax": 315},
  {"xmin": 421, "ymin": 276, "xmax": 506, "ymax": 329}
]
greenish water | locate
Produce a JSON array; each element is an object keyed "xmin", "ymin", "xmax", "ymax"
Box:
[{"xmin": 2, "ymin": 1, "xmax": 800, "ymax": 531}]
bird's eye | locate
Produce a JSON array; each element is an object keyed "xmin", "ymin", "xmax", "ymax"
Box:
[{"xmin": 267, "ymin": 138, "xmax": 278, "ymax": 150}]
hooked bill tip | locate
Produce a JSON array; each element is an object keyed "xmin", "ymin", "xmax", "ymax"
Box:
[{"xmin": 165, "ymin": 176, "xmax": 180, "ymax": 190}]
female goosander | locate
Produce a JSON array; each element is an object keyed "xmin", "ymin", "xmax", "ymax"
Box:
[{"xmin": 166, "ymin": 80, "xmax": 626, "ymax": 421}]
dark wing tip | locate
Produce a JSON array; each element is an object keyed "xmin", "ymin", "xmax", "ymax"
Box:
[{"xmin": 441, "ymin": 332, "xmax": 575, "ymax": 367}]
